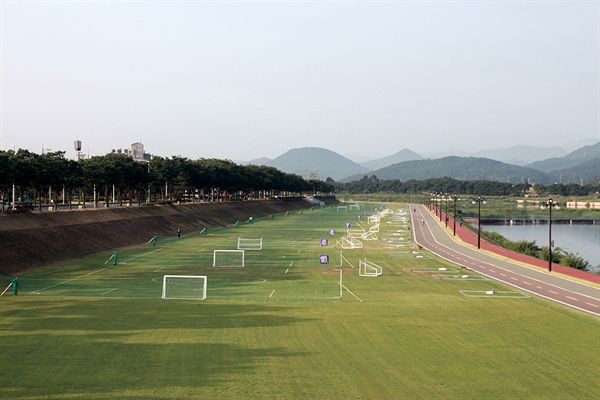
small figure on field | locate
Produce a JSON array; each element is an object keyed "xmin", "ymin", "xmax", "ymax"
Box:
[{"xmin": 177, "ymin": 228, "xmax": 182, "ymax": 239}]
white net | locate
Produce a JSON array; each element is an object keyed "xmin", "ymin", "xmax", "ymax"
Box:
[
  {"xmin": 213, "ymin": 250, "xmax": 245, "ymax": 267},
  {"xmin": 162, "ymin": 275, "xmax": 207, "ymax": 300}
]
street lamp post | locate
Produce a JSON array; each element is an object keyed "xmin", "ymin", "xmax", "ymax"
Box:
[
  {"xmin": 472, "ymin": 196, "xmax": 486, "ymax": 249},
  {"xmin": 438, "ymin": 194, "xmax": 442, "ymax": 222},
  {"xmin": 452, "ymin": 195, "xmax": 459, "ymax": 236},
  {"xmin": 444, "ymin": 195, "xmax": 449, "ymax": 227},
  {"xmin": 543, "ymin": 198, "xmax": 558, "ymax": 272}
]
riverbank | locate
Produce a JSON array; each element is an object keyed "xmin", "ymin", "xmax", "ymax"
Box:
[
  {"xmin": 0, "ymin": 198, "xmax": 312, "ymax": 275},
  {"xmin": 432, "ymin": 207, "xmax": 600, "ymax": 284}
]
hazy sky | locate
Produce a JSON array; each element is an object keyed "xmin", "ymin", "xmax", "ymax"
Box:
[{"xmin": 1, "ymin": 1, "xmax": 599, "ymax": 161}]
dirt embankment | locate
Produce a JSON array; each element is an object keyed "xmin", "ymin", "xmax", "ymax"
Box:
[{"xmin": 0, "ymin": 199, "xmax": 311, "ymax": 275}]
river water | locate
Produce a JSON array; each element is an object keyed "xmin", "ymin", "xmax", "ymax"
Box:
[{"xmin": 482, "ymin": 224, "xmax": 600, "ymax": 273}]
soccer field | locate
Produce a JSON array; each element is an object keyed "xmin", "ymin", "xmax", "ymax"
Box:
[{"xmin": 1, "ymin": 205, "xmax": 599, "ymax": 399}]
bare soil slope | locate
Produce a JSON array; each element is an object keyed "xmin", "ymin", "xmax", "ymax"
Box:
[{"xmin": 0, "ymin": 199, "xmax": 309, "ymax": 275}]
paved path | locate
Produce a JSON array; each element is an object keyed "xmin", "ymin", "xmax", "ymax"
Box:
[{"xmin": 410, "ymin": 204, "xmax": 600, "ymax": 317}]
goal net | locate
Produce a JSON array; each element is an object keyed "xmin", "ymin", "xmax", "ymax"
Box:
[
  {"xmin": 359, "ymin": 259, "xmax": 383, "ymax": 277},
  {"xmin": 368, "ymin": 215, "xmax": 380, "ymax": 224},
  {"xmin": 213, "ymin": 250, "xmax": 245, "ymax": 267},
  {"xmin": 237, "ymin": 237, "xmax": 263, "ymax": 251},
  {"xmin": 361, "ymin": 231, "xmax": 378, "ymax": 241},
  {"xmin": 349, "ymin": 204, "xmax": 360, "ymax": 210},
  {"xmin": 342, "ymin": 237, "xmax": 363, "ymax": 249},
  {"xmin": 337, "ymin": 206, "xmax": 348, "ymax": 212},
  {"xmin": 162, "ymin": 275, "xmax": 207, "ymax": 300}
]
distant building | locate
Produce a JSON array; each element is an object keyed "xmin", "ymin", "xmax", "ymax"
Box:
[{"xmin": 111, "ymin": 142, "xmax": 152, "ymax": 162}]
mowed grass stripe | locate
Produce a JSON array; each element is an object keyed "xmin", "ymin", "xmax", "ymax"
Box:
[{"xmin": 1, "ymin": 203, "xmax": 599, "ymax": 399}]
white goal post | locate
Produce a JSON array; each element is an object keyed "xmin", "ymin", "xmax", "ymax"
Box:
[
  {"xmin": 359, "ymin": 259, "xmax": 383, "ymax": 277},
  {"xmin": 342, "ymin": 237, "xmax": 363, "ymax": 249},
  {"xmin": 349, "ymin": 204, "xmax": 360, "ymax": 210},
  {"xmin": 213, "ymin": 250, "xmax": 245, "ymax": 267},
  {"xmin": 337, "ymin": 206, "xmax": 348, "ymax": 212},
  {"xmin": 162, "ymin": 275, "xmax": 207, "ymax": 300},
  {"xmin": 237, "ymin": 237, "xmax": 263, "ymax": 251}
]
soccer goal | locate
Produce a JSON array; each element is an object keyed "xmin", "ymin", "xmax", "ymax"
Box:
[
  {"xmin": 237, "ymin": 237, "xmax": 263, "ymax": 251},
  {"xmin": 342, "ymin": 237, "xmax": 363, "ymax": 249},
  {"xmin": 349, "ymin": 204, "xmax": 360, "ymax": 211},
  {"xmin": 213, "ymin": 250, "xmax": 245, "ymax": 267},
  {"xmin": 359, "ymin": 259, "xmax": 383, "ymax": 277},
  {"xmin": 368, "ymin": 223, "xmax": 380, "ymax": 233},
  {"xmin": 337, "ymin": 206, "xmax": 348, "ymax": 212},
  {"xmin": 162, "ymin": 275, "xmax": 207, "ymax": 300},
  {"xmin": 361, "ymin": 231, "xmax": 378, "ymax": 241},
  {"xmin": 368, "ymin": 215, "xmax": 380, "ymax": 224}
]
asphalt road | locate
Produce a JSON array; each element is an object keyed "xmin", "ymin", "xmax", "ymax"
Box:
[{"xmin": 411, "ymin": 204, "xmax": 600, "ymax": 317}]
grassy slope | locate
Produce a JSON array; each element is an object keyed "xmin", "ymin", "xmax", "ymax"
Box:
[{"xmin": 1, "ymin": 206, "xmax": 599, "ymax": 399}]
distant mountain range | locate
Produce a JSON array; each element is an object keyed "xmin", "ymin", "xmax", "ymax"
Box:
[
  {"xmin": 345, "ymin": 156, "xmax": 553, "ymax": 184},
  {"xmin": 359, "ymin": 149, "xmax": 422, "ymax": 170},
  {"xmin": 245, "ymin": 141, "xmax": 599, "ymax": 184},
  {"xmin": 246, "ymin": 147, "xmax": 369, "ymax": 181},
  {"xmin": 527, "ymin": 142, "xmax": 600, "ymax": 172}
]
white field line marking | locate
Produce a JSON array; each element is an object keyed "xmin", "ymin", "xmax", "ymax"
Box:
[
  {"xmin": 102, "ymin": 288, "xmax": 118, "ymax": 295},
  {"xmin": 268, "ymin": 289, "xmax": 275, "ymax": 298},
  {"xmin": 153, "ymin": 266, "xmax": 164, "ymax": 272},
  {"xmin": 31, "ymin": 267, "xmax": 107, "ymax": 294},
  {"xmin": 341, "ymin": 284, "xmax": 364, "ymax": 303},
  {"xmin": 284, "ymin": 268, "xmax": 289, "ymax": 274},
  {"xmin": 290, "ymin": 262, "xmax": 294, "ymax": 267},
  {"xmin": 410, "ymin": 205, "xmax": 600, "ymax": 317},
  {"xmin": 297, "ymin": 250, "xmax": 301, "ymax": 254},
  {"xmin": 123, "ymin": 248, "xmax": 162, "ymax": 263},
  {"xmin": 413, "ymin": 206, "xmax": 600, "ymax": 302}
]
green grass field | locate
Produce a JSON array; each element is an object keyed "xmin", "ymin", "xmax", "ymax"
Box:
[{"xmin": 1, "ymin": 205, "xmax": 599, "ymax": 399}]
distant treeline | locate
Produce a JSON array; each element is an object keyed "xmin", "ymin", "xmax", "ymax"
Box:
[
  {"xmin": 335, "ymin": 175, "xmax": 600, "ymax": 197},
  {"xmin": 0, "ymin": 150, "xmax": 334, "ymax": 210}
]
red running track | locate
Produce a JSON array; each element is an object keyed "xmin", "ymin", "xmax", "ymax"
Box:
[{"xmin": 411, "ymin": 204, "xmax": 600, "ymax": 317}]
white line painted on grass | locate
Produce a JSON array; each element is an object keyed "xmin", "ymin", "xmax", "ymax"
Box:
[
  {"xmin": 268, "ymin": 289, "xmax": 275, "ymax": 298},
  {"xmin": 284, "ymin": 268, "xmax": 289, "ymax": 274},
  {"xmin": 31, "ymin": 267, "xmax": 108, "ymax": 294},
  {"xmin": 153, "ymin": 266, "xmax": 164, "ymax": 272},
  {"xmin": 102, "ymin": 288, "xmax": 118, "ymax": 295}
]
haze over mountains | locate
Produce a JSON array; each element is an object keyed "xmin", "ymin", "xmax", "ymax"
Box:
[{"xmin": 246, "ymin": 141, "xmax": 600, "ymax": 184}]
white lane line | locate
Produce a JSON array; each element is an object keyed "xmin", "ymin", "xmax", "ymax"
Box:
[
  {"xmin": 499, "ymin": 273, "xmax": 507, "ymax": 277},
  {"xmin": 523, "ymin": 281, "xmax": 532, "ymax": 286},
  {"xmin": 409, "ymin": 206, "xmax": 600, "ymax": 318},
  {"xmin": 549, "ymin": 290, "xmax": 559, "ymax": 294},
  {"xmin": 415, "ymin": 211, "xmax": 600, "ymax": 302},
  {"xmin": 268, "ymin": 289, "xmax": 275, "ymax": 298},
  {"xmin": 566, "ymin": 296, "xmax": 578, "ymax": 301},
  {"xmin": 536, "ymin": 286, "xmax": 543, "ymax": 289},
  {"xmin": 585, "ymin": 302, "xmax": 599, "ymax": 308},
  {"xmin": 102, "ymin": 288, "xmax": 118, "ymax": 295}
]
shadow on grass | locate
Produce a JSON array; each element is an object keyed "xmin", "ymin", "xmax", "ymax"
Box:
[{"xmin": 1, "ymin": 300, "xmax": 313, "ymax": 398}]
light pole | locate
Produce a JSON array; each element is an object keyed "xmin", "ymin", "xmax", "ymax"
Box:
[
  {"xmin": 438, "ymin": 193, "xmax": 442, "ymax": 222},
  {"xmin": 444, "ymin": 195, "xmax": 449, "ymax": 227},
  {"xmin": 452, "ymin": 195, "xmax": 459, "ymax": 236},
  {"xmin": 543, "ymin": 198, "xmax": 558, "ymax": 272},
  {"xmin": 472, "ymin": 196, "xmax": 486, "ymax": 249}
]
